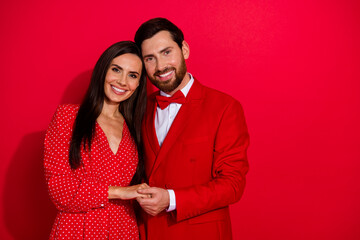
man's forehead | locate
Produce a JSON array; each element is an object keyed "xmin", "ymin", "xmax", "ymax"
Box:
[{"xmin": 141, "ymin": 31, "xmax": 177, "ymax": 53}]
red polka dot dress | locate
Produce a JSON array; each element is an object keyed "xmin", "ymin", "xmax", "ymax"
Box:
[{"xmin": 44, "ymin": 104, "xmax": 139, "ymax": 239}]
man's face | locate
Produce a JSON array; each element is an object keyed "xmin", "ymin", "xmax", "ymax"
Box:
[{"xmin": 141, "ymin": 31, "xmax": 189, "ymax": 93}]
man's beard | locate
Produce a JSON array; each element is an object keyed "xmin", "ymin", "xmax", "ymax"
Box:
[{"xmin": 149, "ymin": 58, "xmax": 187, "ymax": 93}]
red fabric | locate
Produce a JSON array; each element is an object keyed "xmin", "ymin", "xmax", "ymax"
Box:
[
  {"xmin": 140, "ymin": 79, "xmax": 250, "ymax": 240},
  {"xmin": 155, "ymin": 90, "xmax": 186, "ymax": 110},
  {"xmin": 44, "ymin": 104, "xmax": 139, "ymax": 239}
]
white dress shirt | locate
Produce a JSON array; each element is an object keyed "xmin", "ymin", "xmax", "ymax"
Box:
[{"xmin": 155, "ymin": 73, "xmax": 194, "ymax": 212}]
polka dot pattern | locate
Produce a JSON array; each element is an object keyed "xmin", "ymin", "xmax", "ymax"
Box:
[{"xmin": 44, "ymin": 104, "xmax": 139, "ymax": 239}]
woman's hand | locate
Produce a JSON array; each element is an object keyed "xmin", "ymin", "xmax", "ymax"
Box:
[{"xmin": 108, "ymin": 183, "xmax": 150, "ymax": 200}]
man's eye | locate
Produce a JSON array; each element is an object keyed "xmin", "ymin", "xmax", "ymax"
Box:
[
  {"xmin": 145, "ymin": 57, "xmax": 153, "ymax": 62},
  {"xmin": 164, "ymin": 50, "xmax": 170, "ymax": 55}
]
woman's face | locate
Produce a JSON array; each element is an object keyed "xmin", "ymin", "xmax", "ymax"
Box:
[{"xmin": 104, "ymin": 53, "xmax": 142, "ymax": 105}]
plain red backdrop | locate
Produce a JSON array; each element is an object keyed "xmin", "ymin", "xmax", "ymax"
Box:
[{"xmin": 1, "ymin": 0, "xmax": 359, "ymax": 239}]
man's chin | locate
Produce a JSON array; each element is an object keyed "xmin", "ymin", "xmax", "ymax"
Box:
[
  {"xmin": 158, "ymin": 84, "xmax": 178, "ymax": 93},
  {"xmin": 151, "ymin": 79, "xmax": 180, "ymax": 93}
]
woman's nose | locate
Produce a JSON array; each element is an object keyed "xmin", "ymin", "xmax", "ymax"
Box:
[{"xmin": 116, "ymin": 74, "xmax": 127, "ymax": 85}]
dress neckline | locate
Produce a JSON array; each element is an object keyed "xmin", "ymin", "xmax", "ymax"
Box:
[{"xmin": 95, "ymin": 120, "xmax": 127, "ymax": 156}]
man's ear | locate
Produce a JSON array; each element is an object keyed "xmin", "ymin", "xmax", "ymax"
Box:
[{"xmin": 181, "ymin": 40, "xmax": 190, "ymax": 60}]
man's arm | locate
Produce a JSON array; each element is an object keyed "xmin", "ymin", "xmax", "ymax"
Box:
[{"xmin": 138, "ymin": 100, "xmax": 249, "ymax": 220}]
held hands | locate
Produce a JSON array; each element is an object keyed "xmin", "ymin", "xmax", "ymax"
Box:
[
  {"xmin": 108, "ymin": 183, "xmax": 150, "ymax": 200},
  {"xmin": 109, "ymin": 184, "xmax": 171, "ymax": 216},
  {"xmin": 136, "ymin": 187, "xmax": 170, "ymax": 216}
]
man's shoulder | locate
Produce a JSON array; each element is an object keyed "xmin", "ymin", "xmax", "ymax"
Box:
[
  {"xmin": 202, "ymin": 84, "xmax": 234, "ymax": 99},
  {"xmin": 196, "ymin": 80, "xmax": 240, "ymax": 107}
]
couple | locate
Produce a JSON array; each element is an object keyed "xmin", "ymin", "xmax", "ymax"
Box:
[{"xmin": 44, "ymin": 18, "xmax": 249, "ymax": 240}]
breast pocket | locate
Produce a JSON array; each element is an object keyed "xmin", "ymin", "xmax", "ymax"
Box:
[{"xmin": 183, "ymin": 136, "xmax": 211, "ymax": 145}]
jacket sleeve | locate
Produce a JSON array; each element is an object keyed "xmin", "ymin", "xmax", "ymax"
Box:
[
  {"xmin": 174, "ymin": 100, "xmax": 249, "ymax": 221},
  {"xmin": 44, "ymin": 105, "xmax": 109, "ymax": 213}
]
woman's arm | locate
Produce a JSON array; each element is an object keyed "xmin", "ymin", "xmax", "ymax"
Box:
[
  {"xmin": 45, "ymin": 105, "xmax": 150, "ymax": 213},
  {"xmin": 44, "ymin": 105, "xmax": 109, "ymax": 212},
  {"xmin": 108, "ymin": 183, "xmax": 150, "ymax": 200}
]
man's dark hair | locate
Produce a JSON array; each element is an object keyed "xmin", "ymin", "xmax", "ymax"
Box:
[{"xmin": 135, "ymin": 17, "xmax": 184, "ymax": 49}]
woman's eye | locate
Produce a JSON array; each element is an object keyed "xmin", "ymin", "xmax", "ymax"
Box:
[
  {"xmin": 112, "ymin": 67, "xmax": 120, "ymax": 73},
  {"xmin": 145, "ymin": 57, "xmax": 153, "ymax": 62},
  {"xmin": 129, "ymin": 74, "xmax": 138, "ymax": 79}
]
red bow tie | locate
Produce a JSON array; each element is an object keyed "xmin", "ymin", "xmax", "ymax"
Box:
[{"xmin": 156, "ymin": 91, "xmax": 186, "ymax": 110}]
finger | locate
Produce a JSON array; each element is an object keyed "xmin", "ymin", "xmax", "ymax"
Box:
[
  {"xmin": 141, "ymin": 183, "xmax": 150, "ymax": 188},
  {"xmin": 142, "ymin": 208, "xmax": 155, "ymax": 215},
  {"xmin": 142, "ymin": 207, "xmax": 156, "ymax": 216},
  {"xmin": 137, "ymin": 188, "xmax": 157, "ymax": 194},
  {"xmin": 144, "ymin": 209, "xmax": 153, "ymax": 215},
  {"xmin": 136, "ymin": 197, "xmax": 151, "ymax": 205},
  {"xmin": 138, "ymin": 183, "xmax": 150, "ymax": 189},
  {"xmin": 136, "ymin": 198, "xmax": 147, "ymax": 206},
  {"xmin": 149, "ymin": 211, "xmax": 158, "ymax": 216},
  {"xmin": 138, "ymin": 198, "xmax": 155, "ymax": 205},
  {"xmin": 137, "ymin": 193, "xmax": 152, "ymax": 198}
]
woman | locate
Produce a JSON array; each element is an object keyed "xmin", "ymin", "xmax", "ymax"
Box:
[{"xmin": 44, "ymin": 41, "xmax": 148, "ymax": 239}]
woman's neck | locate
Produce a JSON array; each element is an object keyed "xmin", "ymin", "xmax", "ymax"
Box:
[{"xmin": 101, "ymin": 100, "xmax": 122, "ymax": 120}]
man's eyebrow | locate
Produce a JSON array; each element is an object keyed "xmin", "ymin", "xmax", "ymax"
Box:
[
  {"xmin": 111, "ymin": 64, "xmax": 139, "ymax": 75},
  {"xmin": 143, "ymin": 47, "xmax": 173, "ymax": 59},
  {"xmin": 143, "ymin": 53, "xmax": 154, "ymax": 59},
  {"xmin": 159, "ymin": 47, "xmax": 173, "ymax": 54}
]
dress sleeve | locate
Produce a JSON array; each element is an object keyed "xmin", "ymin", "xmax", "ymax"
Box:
[
  {"xmin": 175, "ymin": 100, "xmax": 250, "ymax": 221},
  {"xmin": 44, "ymin": 105, "xmax": 109, "ymax": 213}
]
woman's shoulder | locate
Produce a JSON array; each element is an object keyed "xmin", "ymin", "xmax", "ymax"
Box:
[
  {"xmin": 54, "ymin": 104, "xmax": 79, "ymax": 116},
  {"xmin": 46, "ymin": 104, "xmax": 80, "ymax": 137},
  {"xmin": 56, "ymin": 103, "xmax": 80, "ymax": 112},
  {"xmin": 52, "ymin": 104, "xmax": 80, "ymax": 125}
]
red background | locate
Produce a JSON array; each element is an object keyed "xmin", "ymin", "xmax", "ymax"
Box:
[{"xmin": 1, "ymin": 1, "xmax": 359, "ymax": 239}]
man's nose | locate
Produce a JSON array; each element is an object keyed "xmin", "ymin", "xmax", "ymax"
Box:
[{"xmin": 156, "ymin": 58, "xmax": 166, "ymax": 72}]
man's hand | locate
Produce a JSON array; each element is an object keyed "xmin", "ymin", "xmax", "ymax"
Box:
[{"xmin": 136, "ymin": 187, "xmax": 170, "ymax": 216}]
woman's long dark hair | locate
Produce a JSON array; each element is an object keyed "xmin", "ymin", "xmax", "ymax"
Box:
[{"xmin": 69, "ymin": 41, "xmax": 147, "ymax": 184}]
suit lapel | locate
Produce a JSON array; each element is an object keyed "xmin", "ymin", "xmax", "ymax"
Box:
[
  {"xmin": 150, "ymin": 79, "xmax": 203, "ymax": 176},
  {"xmin": 144, "ymin": 94, "xmax": 161, "ymax": 176}
]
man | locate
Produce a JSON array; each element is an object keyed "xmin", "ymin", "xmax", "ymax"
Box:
[{"xmin": 135, "ymin": 18, "xmax": 249, "ymax": 240}]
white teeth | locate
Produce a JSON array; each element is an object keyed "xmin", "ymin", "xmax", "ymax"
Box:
[
  {"xmin": 112, "ymin": 86, "xmax": 125, "ymax": 92},
  {"xmin": 160, "ymin": 70, "xmax": 174, "ymax": 78}
]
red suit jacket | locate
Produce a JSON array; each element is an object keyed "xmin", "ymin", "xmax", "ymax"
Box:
[{"xmin": 140, "ymin": 79, "xmax": 249, "ymax": 240}]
